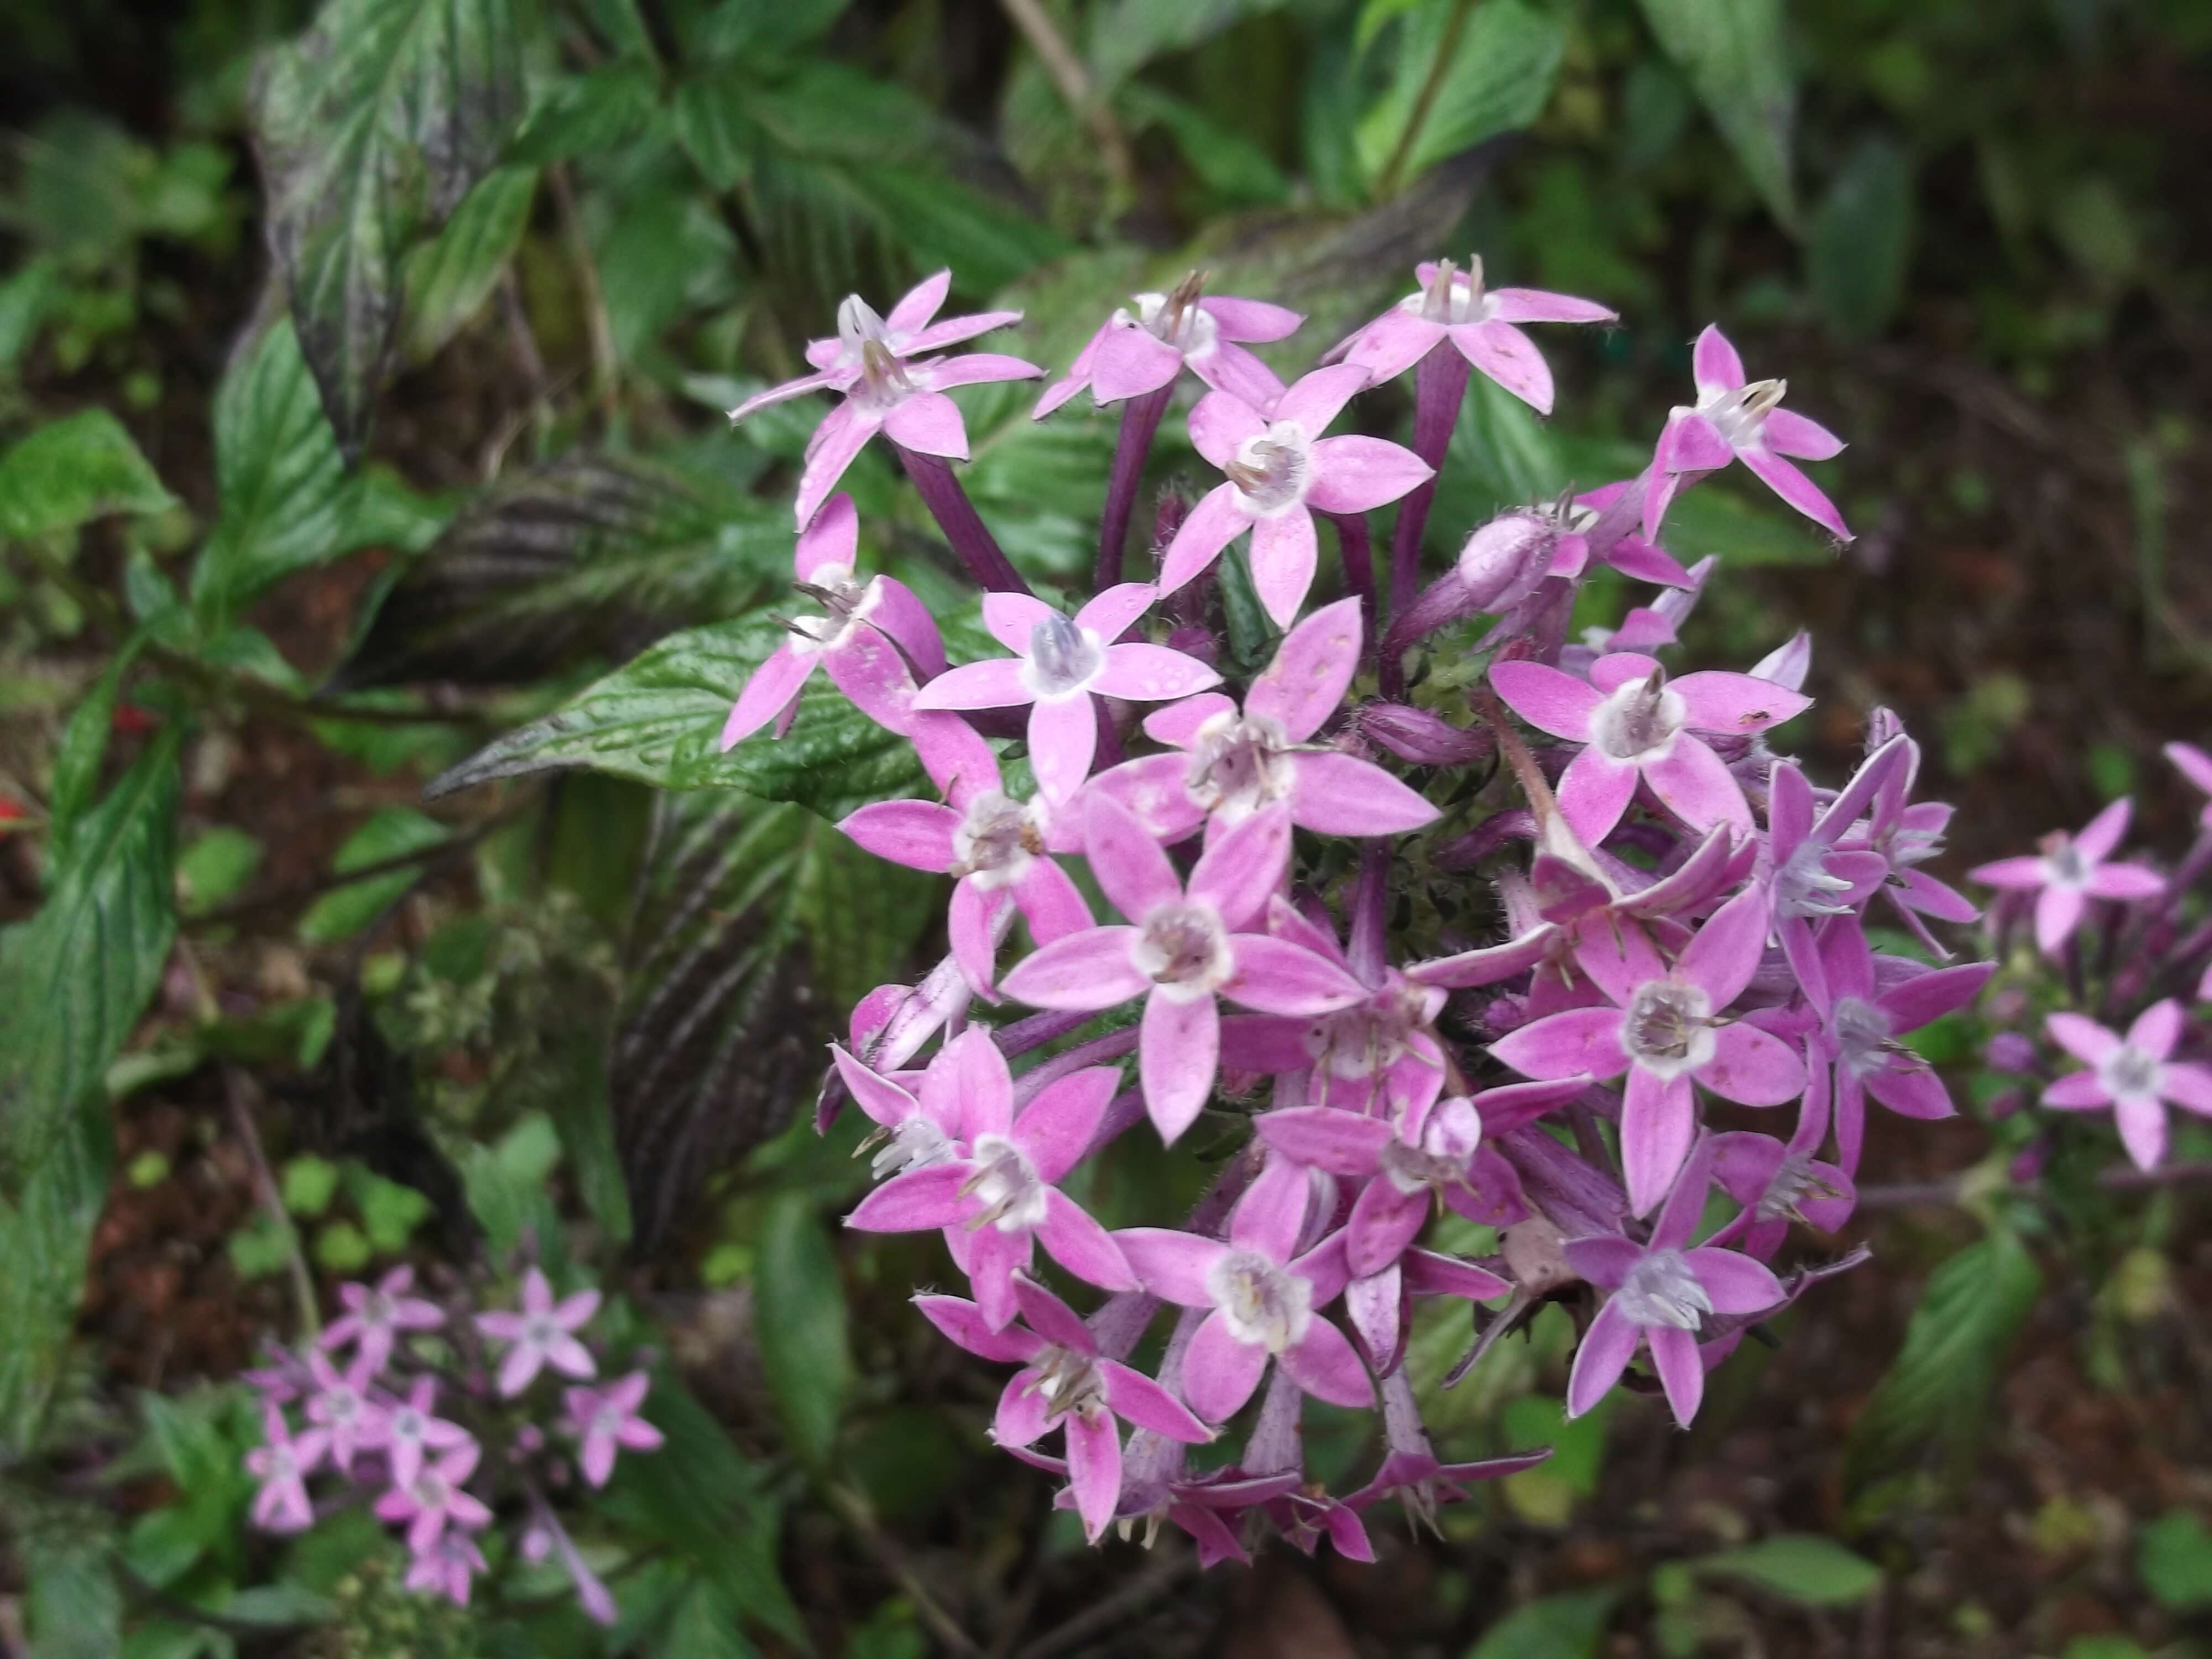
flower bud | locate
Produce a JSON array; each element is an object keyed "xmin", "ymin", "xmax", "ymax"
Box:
[
  {"xmin": 1503, "ymin": 1217, "xmax": 1576, "ymax": 1296},
  {"xmin": 1984, "ymin": 1032, "xmax": 2037, "ymax": 1073},
  {"xmin": 1357, "ymin": 702, "xmax": 1494, "ymax": 767},
  {"xmin": 1457, "ymin": 510, "xmax": 1557, "ymax": 611}
]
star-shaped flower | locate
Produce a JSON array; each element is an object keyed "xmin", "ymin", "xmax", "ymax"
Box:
[
  {"xmin": 1035, "ymin": 272, "xmax": 1301, "ymax": 416},
  {"xmin": 1330, "ymin": 255, "xmax": 1616, "ymax": 412},
  {"xmin": 2043, "ymin": 1000, "xmax": 2212, "ymax": 1171},
  {"xmin": 1970, "ymin": 798, "xmax": 2164, "ymax": 957},
  {"xmin": 475, "ymin": 1267, "xmax": 600, "ymax": 1396},
  {"xmin": 565, "ymin": 1371, "xmax": 665, "ymax": 1488}
]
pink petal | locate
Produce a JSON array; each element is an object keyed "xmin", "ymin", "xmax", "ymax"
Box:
[
  {"xmin": 1489, "ymin": 661, "xmax": 1602, "ymax": 740},
  {"xmin": 921, "ymin": 352, "xmax": 1044, "ymax": 390},
  {"xmin": 1114, "ymin": 1228, "xmax": 1225, "ymax": 1307},
  {"xmin": 1289, "ymin": 753, "xmax": 1438, "ymax": 837},
  {"xmin": 1762, "ymin": 407, "xmax": 1845, "ymax": 461},
  {"xmin": 1342, "ymin": 310, "xmax": 1444, "ymax": 382},
  {"xmin": 869, "ymin": 577, "xmax": 946, "ymax": 679},
  {"xmin": 839, "ymin": 800, "xmax": 959, "ymax": 872},
  {"xmin": 1738, "ymin": 445, "xmax": 1851, "ymax": 541},
  {"xmin": 1305, "ymin": 436, "xmax": 1433, "ymax": 514},
  {"xmin": 1345, "ymin": 1181, "xmax": 1426, "ymax": 1280},
  {"xmin": 883, "ymin": 391, "xmax": 970, "ymax": 460},
  {"xmin": 1671, "ymin": 670, "xmax": 1812, "ymax": 735},
  {"xmin": 848, "ymin": 1165, "xmax": 969, "ymax": 1232},
  {"xmin": 1141, "ymin": 989, "xmax": 1221, "ymax": 1142},
  {"xmin": 1879, "ymin": 962, "xmax": 1994, "ymax": 1033},
  {"xmin": 1556, "ymin": 745, "xmax": 1641, "ymax": 846},
  {"xmin": 1254, "ymin": 1108, "xmax": 1394, "ymax": 1176},
  {"xmin": 1282, "ymin": 1318, "xmax": 1374, "ymax": 1408},
  {"xmin": 1188, "ymin": 389, "xmax": 1270, "ymax": 469},
  {"xmin": 2116, "ymin": 1095, "xmax": 2168, "ymax": 1172},
  {"xmin": 2041, "ymin": 1071, "xmax": 2111, "ymax": 1111},
  {"xmin": 1199, "ymin": 296, "xmax": 1302, "ymax": 342},
  {"xmin": 823, "ymin": 628, "xmax": 919, "ymax": 733},
  {"xmin": 831, "ymin": 1045, "xmax": 922, "ymax": 1130},
  {"xmin": 982, "ymin": 591, "xmax": 1060, "ymax": 653},
  {"xmin": 1010, "ymin": 857, "xmax": 1092, "ymax": 947},
  {"xmin": 884, "ymin": 270, "xmax": 951, "ymax": 336},
  {"xmin": 2034, "ymin": 885, "xmax": 2086, "ymax": 956},
  {"xmin": 1642, "ymin": 738, "xmax": 1753, "ymax": 837},
  {"xmin": 910, "ymin": 656, "xmax": 1031, "ymax": 711},
  {"xmin": 905, "ymin": 313, "xmax": 1026, "ymax": 356},
  {"xmin": 2087, "ymin": 864, "xmax": 2164, "ymax": 902},
  {"xmin": 1863, "ymin": 1062, "xmax": 1954, "ymax": 1122},
  {"xmin": 1677, "ymin": 886, "xmax": 1771, "ymax": 1006},
  {"xmin": 1691, "ymin": 325, "xmax": 1746, "ymax": 399},
  {"xmin": 1572, "ymin": 919, "xmax": 1671, "ymax": 1009},
  {"xmin": 1039, "ymin": 1192, "xmax": 1138, "ymax": 1290},
  {"xmin": 720, "ymin": 645, "xmax": 816, "ymax": 749},
  {"xmin": 948, "ymin": 877, "xmax": 1009, "ymax": 993},
  {"xmin": 1099, "ymin": 1359, "xmax": 1212, "ymax": 1442},
  {"xmin": 1188, "ymin": 805, "xmax": 1292, "ymax": 931},
  {"xmin": 1086, "ymin": 753, "xmax": 1208, "ymax": 843},
  {"xmin": 1565, "ymin": 1298, "xmax": 1639, "ymax": 1418},
  {"xmin": 1271, "ymin": 363, "xmax": 1369, "ymax": 432},
  {"xmin": 794, "ymin": 493, "xmax": 860, "ymax": 580},
  {"xmin": 1018, "ymin": 1068, "xmax": 1120, "ymax": 1182},
  {"xmin": 1406, "ymin": 925, "xmax": 1558, "ymax": 990},
  {"xmin": 1091, "ymin": 325, "xmax": 1184, "ymax": 405},
  {"xmin": 2128, "ymin": 1000, "xmax": 2184, "ymax": 1062},
  {"xmin": 1077, "ymin": 580, "xmax": 1162, "ymax": 644},
  {"xmin": 1182, "ymin": 1312, "xmax": 1270, "ymax": 1423},
  {"xmin": 1648, "ymin": 1324, "xmax": 1704, "ymax": 1426},
  {"xmin": 1699, "ymin": 1024, "xmax": 1805, "ymax": 1107},
  {"xmin": 1223, "ymin": 936, "xmax": 1365, "ymax": 1016},
  {"xmin": 795, "ymin": 403, "xmax": 881, "ymax": 530},
  {"xmin": 1027, "ymin": 694, "xmax": 1099, "ymax": 805},
  {"xmin": 1452, "ymin": 320, "xmax": 1553, "ymax": 414},
  {"xmin": 1094, "ymin": 643, "xmax": 1222, "ymax": 703},
  {"xmin": 1970, "ymin": 855, "xmax": 2048, "ymax": 890},
  {"xmin": 1490, "ymin": 1007, "xmax": 1629, "ymax": 1082},
  {"xmin": 2046, "ymin": 1011, "xmax": 2121, "ymax": 1067},
  {"xmin": 1685, "ymin": 1246, "xmax": 1785, "ymax": 1315},
  {"xmin": 1249, "ymin": 509, "xmax": 1318, "ymax": 628},
  {"xmin": 2162, "ymin": 1064, "xmax": 2212, "ymax": 1117},
  {"xmin": 1562, "ymin": 1233, "xmax": 1642, "ymax": 1289},
  {"xmin": 1657, "ymin": 410, "xmax": 1736, "ymax": 477},
  {"xmin": 915, "ymin": 1294, "xmax": 1044, "ymax": 1363},
  {"xmin": 1084, "ymin": 790, "xmax": 1185, "ymax": 920},
  {"xmin": 1000, "ymin": 926, "xmax": 1149, "ymax": 1010},
  {"xmin": 1159, "ymin": 483, "xmax": 1253, "ymax": 597},
  {"xmin": 1620, "ymin": 1067, "xmax": 1695, "ymax": 1217},
  {"xmin": 1063, "ymin": 1410, "xmax": 1124, "ymax": 1542},
  {"xmin": 994, "ymin": 1372, "xmax": 1052, "ymax": 1448},
  {"xmin": 497, "ymin": 1345, "xmax": 542, "ymax": 1397},
  {"xmin": 1190, "ymin": 340, "xmax": 1288, "ymax": 409},
  {"xmin": 1487, "ymin": 287, "xmax": 1616, "ymax": 326},
  {"xmin": 727, "ymin": 368, "xmax": 843, "ymax": 424},
  {"xmin": 1248, "ymin": 595, "xmax": 1361, "ymax": 740},
  {"xmin": 1143, "ymin": 691, "xmax": 1235, "ymax": 749},
  {"xmin": 1229, "ymin": 1154, "xmax": 1312, "ymax": 1261}
]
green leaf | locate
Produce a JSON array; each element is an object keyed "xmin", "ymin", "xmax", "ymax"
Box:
[
  {"xmin": 22, "ymin": 1505, "xmax": 123, "ymax": 1659},
  {"xmin": 1694, "ymin": 1534, "xmax": 1882, "ymax": 1608},
  {"xmin": 458, "ymin": 1111, "xmax": 564, "ymax": 1258},
  {"xmin": 510, "ymin": 62, "xmax": 663, "ymax": 165},
  {"xmin": 335, "ymin": 453, "xmax": 786, "ymax": 690},
  {"xmin": 251, "ymin": 0, "xmax": 525, "ymax": 455},
  {"xmin": 177, "ymin": 826, "xmax": 264, "ymax": 914},
  {"xmin": 753, "ymin": 1192, "xmax": 851, "ymax": 1469},
  {"xmin": 296, "ymin": 806, "xmax": 451, "ymax": 943},
  {"xmin": 190, "ymin": 318, "xmax": 357, "ymax": 626},
  {"xmin": 688, "ymin": 0, "xmax": 849, "ymax": 62},
  {"xmin": 1357, "ymin": 0, "xmax": 1567, "ymax": 192},
  {"xmin": 1464, "ymin": 1587, "xmax": 1619, "ymax": 1659},
  {"xmin": 2137, "ymin": 1509, "xmax": 2212, "ymax": 1611},
  {"xmin": 345, "ymin": 1163, "xmax": 434, "ymax": 1252},
  {"xmin": 1086, "ymin": 0, "xmax": 1288, "ymax": 90},
  {"xmin": 1118, "ymin": 84, "xmax": 1292, "ymax": 206},
  {"xmin": 1809, "ymin": 136, "xmax": 1914, "ymax": 341},
  {"xmin": 422, "ymin": 612, "xmax": 927, "ymax": 817},
  {"xmin": 843, "ymin": 165, "xmax": 1071, "ymax": 294},
  {"xmin": 49, "ymin": 635, "xmax": 147, "ymax": 862},
  {"xmin": 1635, "ymin": 0, "xmax": 1799, "ymax": 232},
  {"xmin": 0, "ymin": 409, "xmax": 175, "ymax": 540},
  {"xmin": 280, "ymin": 1153, "xmax": 341, "ymax": 1217},
  {"xmin": 1846, "ymin": 1228, "xmax": 2042, "ymax": 1489},
  {"xmin": 400, "ymin": 164, "xmax": 538, "ymax": 362}
]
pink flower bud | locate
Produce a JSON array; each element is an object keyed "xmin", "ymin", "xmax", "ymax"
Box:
[
  {"xmin": 1984, "ymin": 1032, "xmax": 2037, "ymax": 1073},
  {"xmin": 1357, "ymin": 702, "xmax": 1494, "ymax": 767},
  {"xmin": 1457, "ymin": 510, "xmax": 1557, "ymax": 611}
]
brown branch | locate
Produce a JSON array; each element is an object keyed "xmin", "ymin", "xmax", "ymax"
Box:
[{"xmin": 997, "ymin": 0, "xmax": 1136, "ymax": 196}]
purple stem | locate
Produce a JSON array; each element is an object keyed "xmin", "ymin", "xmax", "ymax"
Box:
[
  {"xmin": 1390, "ymin": 349, "xmax": 1472, "ymax": 617},
  {"xmin": 1328, "ymin": 512, "xmax": 1378, "ymax": 654},
  {"xmin": 1013, "ymin": 1030, "xmax": 1141, "ymax": 1107},
  {"xmin": 1097, "ymin": 385, "xmax": 1173, "ymax": 594},
  {"xmin": 1350, "ymin": 842, "xmax": 1389, "ymax": 986},
  {"xmin": 895, "ymin": 445, "xmax": 1030, "ymax": 595},
  {"xmin": 1500, "ymin": 1124, "xmax": 1626, "ymax": 1238},
  {"xmin": 1379, "ymin": 568, "xmax": 1475, "ymax": 699},
  {"xmin": 1239, "ymin": 1367, "xmax": 1307, "ymax": 1478}
]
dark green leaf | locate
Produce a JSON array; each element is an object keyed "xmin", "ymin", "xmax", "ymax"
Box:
[
  {"xmin": 336, "ymin": 454, "xmax": 785, "ymax": 690},
  {"xmin": 688, "ymin": 0, "xmax": 849, "ymax": 62},
  {"xmin": 21, "ymin": 1503, "xmax": 123, "ymax": 1659},
  {"xmin": 1694, "ymin": 1534, "xmax": 1882, "ymax": 1608},
  {"xmin": 844, "ymin": 166, "xmax": 1071, "ymax": 294},
  {"xmin": 251, "ymin": 0, "xmax": 525, "ymax": 455},
  {"xmin": 1118, "ymin": 84, "xmax": 1292, "ymax": 207},
  {"xmin": 1356, "ymin": 0, "xmax": 1567, "ymax": 190},
  {"xmin": 1810, "ymin": 137, "xmax": 1914, "ymax": 341},
  {"xmin": 2138, "ymin": 1509, "xmax": 2212, "ymax": 1612},
  {"xmin": 753, "ymin": 1192, "xmax": 852, "ymax": 1469},
  {"xmin": 509, "ymin": 62, "xmax": 662, "ymax": 165},
  {"xmin": 1846, "ymin": 1228, "xmax": 2041, "ymax": 1489},
  {"xmin": 0, "ymin": 409, "xmax": 175, "ymax": 540},
  {"xmin": 400, "ymin": 164, "xmax": 538, "ymax": 362},
  {"xmin": 177, "ymin": 827, "xmax": 265, "ymax": 915},
  {"xmin": 296, "ymin": 807, "xmax": 451, "ymax": 943},
  {"xmin": 1464, "ymin": 1587, "xmax": 1618, "ymax": 1659},
  {"xmin": 457, "ymin": 1112, "xmax": 564, "ymax": 1259},
  {"xmin": 1635, "ymin": 0, "xmax": 1799, "ymax": 232},
  {"xmin": 48, "ymin": 636, "xmax": 147, "ymax": 861},
  {"xmin": 422, "ymin": 612, "xmax": 927, "ymax": 816},
  {"xmin": 1087, "ymin": 0, "xmax": 1288, "ymax": 90}
]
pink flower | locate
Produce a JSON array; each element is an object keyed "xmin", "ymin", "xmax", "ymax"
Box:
[
  {"xmin": 1490, "ymin": 889, "xmax": 1806, "ymax": 1215},
  {"xmin": 1159, "ymin": 367, "xmax": 1434, "ymax": 625},
  {"xmin": 838, "ymin": 717, "xmax": 1091, "ymax": 994},
  {"xmin": 719, "ymin": 495, "xmax": 947, "ymax": 748},
  {"xmin": 302, "ymin": 1350, "xmax": 384, "ymax": 1473},
  {"xmin": 1116, "ymin": 1156, "xmax": 1374, "ymax": 1423},
  {"xmin": 909, "ymin": 585, "xmax": 1219, "ymax": 806},
  {"xmin": 475, "ymin": 1267, "xmax": 600, "ymax": 1396},
  {"xmin": 319, "ymin": 1265, "xmax": 442, "ymax": 1374},
  {"xmin": 1644, "ymin": 325, "xmax": 1853, "ymax": 542},
  {"xmin": 1849, "ymin": 713, "xmax": 1978, "ymax": 956},
  {"xmin": 244, "ymin": 1405, "xmax": 327, "ymax": 1533},
  {"xmin": 367, "ymin": 1378, "xmax": 473, "ymax": 1490},
  {"xmin": 1034, "ymin": 274, "xmax": 1301, "ymax": 416},
  {"xmin": 726, "ymin": 273, "xmax": 1039, "ymax": 529},
  {"xmin": 404, "ymin": 1532, "xmax": 486, "ymax": 1608},
  {"xmin": 1563, "ymin": 1140, "xmax": 1785, "ymax": 1426},
  {"xmin": 2168, "ymin": 742, "xmax": 2212, "ymax": 828},
  {"xmin": 917, "ymin": 1276, "xmax": 1212, "ymax": 1541},
  {"xmin": 2043, "ymin": 1000, "xmax": 2212, "ymax": 1171},
  {"xmin": 1764, "ymin": 741, "xmax": 1907, "ymax": 1013},
  {"xmin": 844, "ymin": 1029, "xmax": 1135, "ymax": 1328},
  {"xmin": 1001, "ymin": 797, "xmax": 1365, "ymax": 1141},
  {"xmin": 374, "ymin": 1441, "xmax": 492, "ymax": 1553},
  {"xmin": 1970, "ymin": 798, "xmax": 2165, "ymax": 957},
  {"xmin": 1090, "ymin": 596, "xmax": 1438, "ymax": 843},
  {"xmin": 525, "ymin": 1509, "xmax": 619, "ymax": 1625},
  {"xmin": 1330, "ymin": 256, "xmax": 1616, "ymax": 413},
  {"xmin": 1707, "ymin": 1046, "xmax": 1855, "ymax": 1261},
  {"xmin": 1809, "ymin": 920, "xmax": 1992, "ymax": 1173},
  {"xmin": 1489, "ymin": 650, "xmax": 1811, "ymax": 846},
  {"xmin": 564, "ymin": 1371, "xmax": 664, "ymax": 1487}
]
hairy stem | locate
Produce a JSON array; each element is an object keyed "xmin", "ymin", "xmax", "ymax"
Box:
[
  {"xmin": 1096, "ymin": 384, "xmax": 1173, "ymax": 592},
  {"xmin": 1390, "ymin": 348, "xmax": 1471, "ymax": 617},
  {"xmin": 896, "ymin": 446, "xmax": 1031, "ymax": 594}
]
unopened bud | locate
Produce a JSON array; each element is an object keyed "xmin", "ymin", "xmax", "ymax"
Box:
[
  {"xmin": 1457, "ymin": 510, "xmax": 1557, "ymax": 611},
  {"xmin": 1358, "ymin": 702, "xmax": 1494, "ymax": 767},
  {"xmin": 1166, "ymin": 625, "xmax": 1218, "ymax": 667},
  {"xmin": 1502, "ymin": 1217, "xmax": 1575, "ymax": 1296},
  {"xmin": 1984, "ymin": 1032, "xmax": 2037, "ymax": 1073}
]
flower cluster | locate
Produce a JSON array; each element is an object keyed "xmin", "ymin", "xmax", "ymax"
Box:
[
  {"xmin": 724, "ymin": 265, "xmax": 1989, "ymax": 1559},
  {"xmin": 242, "ymin": 1266, "xmax": 661, "ymax": 1615},
  {"xmin": 1974, "ymin": 747, "xmax": 2212, "ymax": 1172}
]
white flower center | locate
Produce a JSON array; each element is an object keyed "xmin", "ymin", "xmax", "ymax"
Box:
[
  {"xmin": 1773, "ymin": 836, "xmax": 1854, "ymax": 920},
  {"xmin": 1756, "ymin": 1151, "xmax": 1829, "ymax": 1223},
  {"xmin": 1027, "ymin": 1344, "xmax": 1109, "ymax": 1421},
  {"xmin": 1832, "ymin": 996, "xmax": 1895, "ymax": 1079},
  {"xmin": 323, "ymin": 1386, "xmax": 360, "ymax": 1423},
  {"xmin": 416, "ymin": 1470, "xmax": 451, "ymax": 1508},
  {"xmin": 1614, "ymin": 1248, "xmax": 1713, "ymax": 1331},
  {"xmin": 1590, "ymin": 672, "xmax": 1688, "ymax": 763},
  {"xmin": 1379, "ymin": 1136, "xmax": 1462, "ymax": 1196},
  {"xmin": 393, "ymin": 1408, "xmax": 424, "ymax": 1441},
  {"xmin": 2100, "ymin": 1043, "xmax": 2162, "ymax": 1105},
  {"xmin": 1127, "ymin": 288, "xmax": 1219, "ymax": 356},
  {"xmin": 1224, "ymin": 424, "xmax": 1313, "ymax": 516},
  {"xmin": 1132, "ymin": 902, "xmax": 1234, "ymax": 1001},
  {"xmin": 1621, "ymin": 980, "xmax": 1716, "ymax": 1080},
  {"xmin": 784, "ymin": 564, "xmax": 877, "ymax": 656},
  {"xmin": 1301, "ymin": 979, "xmax": 1437, "ymax": 1084},
  {"xmin": 1696, "ymin": 378, "xmax": 1786, "ymax": 447},
  {"xmin": 523, "ymin": 1313, "xmax": 559, "ymax": 1349},
  {"xmin": 962, "ymin": 1133, "xmax": 1049, "ymax": 1233},
  {"xmin": 873, "ymin": 1117, "xmax": 960, "ymax": 1180},
  {"xmin": 1022, "ymin": 613, "xmax": 1104, "ymax": 700},
  {"xmin": 1185, "ymin": 712, "xmax": 1295, "ymax": 822},
  {"xmin": 951, "ymin": 791, "xmax": 1040, "ymax": 888},
  {"xmin": 593, "ymin": 1405, "xmax": 624, "ymax": 1439},
  {"xmin": 1406, "ymin": 258, "xmax": 1495, "ymax": 326},
  {"xmin": 1207, "ymin": 1249, "xmax": 1312, "ymax": 1352},
  {"xmin": 2042, "ymin": 841, "xmax": 2091, "ymax": 889}
]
